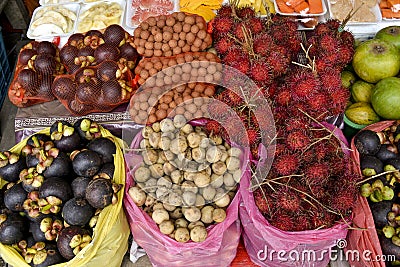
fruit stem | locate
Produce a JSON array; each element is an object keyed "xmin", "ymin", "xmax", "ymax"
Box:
[{"xmin": 356, "ymin": 170, "xmax": 398, "ymax": 185}]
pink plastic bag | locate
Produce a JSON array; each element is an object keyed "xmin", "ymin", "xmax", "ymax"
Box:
[
  {"xmin": 345, "ymin": 121, "xmax": 395, "ymax": 267},
  {"xmin": 239, "ymin": 122, "xmax": 350, "ymax": 266},
  {"xmin": 123, "ymin": 120, "xmax": 245, "ymax": 267}
]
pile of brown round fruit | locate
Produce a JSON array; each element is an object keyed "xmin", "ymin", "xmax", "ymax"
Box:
[
  {"xmin": 133, "ymin": 12, "xmax": 212, "ymax": 57},
  {"xmin": 130, "ymin": 51, "xmax": 221, "ymax": 124},
  {"xmin": 354, "ymin": 122, "xmax": 400, "ymax": 260},
  {"xmin": 128, "ymin": 115, "xmax": 241, "ymax": 243},
  {"xmin": 52, "ymin": 59, "xmax": 135, "ymax": 116},
  {"xmin": 0, "ymin": 118, "xmax": 122, "ymax": 266},
  {"xmin": 8, "ymin": 41, "xmax": 64, "ymax": 107}
]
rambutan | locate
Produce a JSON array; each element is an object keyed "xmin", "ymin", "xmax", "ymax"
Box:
[
  {"xmin": 318, "ymin": 67, "xmax": 342, "ymax": 93},
  {"xmin": 294, "ymin": 214, "xmax": 311, "ymax": 231},
  {"xmin": 314, "ymin": 22, "xmax": 332, "ymax": 37},
  {"xmin": 286, "ymin": 130, "xmax": 311, "ymax": 151},
  {"xmin": 275, "ymin": 89, "xmax": 292, "ymax": 106},
  {"xmin": 248, "ymin": 17, "xmax": 264, "ymax": 35},
  {"xmin": 340, "ymin": 30, "xmax": 355, "ymax": 47},
  {"xmin": 207, "ymin": 98, "xmax": 233, "ymax": 121},
  {"xmin": 325, "ymin": 19, "xmax": 341, "ymax": 32},
  {"xmin": 330, "ymin": 86, "xmax": 350, "ymax": 114},
  {"xmin": 287, "ymin": 69, "xmax": 321, "ymax": 100},
  {"xmin": 253, "ymin": 189, "xmax": 272, "ymax": 214},
  {"xmin": 336, "ymin": 44, "xmax": 354, "ymax": 66},
  {"xmin": 284, "ymin": 117, "xmax": 309, "ymax": 132},
  {"xmin": 205, "ymin": 119, "xmax": 222, "ymax": 135},
  {"xmin": 319, "ymin": 34, "xmax": 340, "ymax": 54},
  {"xmin": 223, "ymin": 46, "xmax": 246, "ymax": 63},
  {"xmin": 265, "ymin": 50, "xmax": 290, "ymax": 78},
  {"xmin": 249, "ymin": 60, "xmax": 273, "ymax": 85},
  {"xmin": 223, "ymin": 118, "xmax": 247, "ymax": 143},
  {"xmin": 213, "ymin": 17, "xmax": 234, "ymax": 35},
  {"xmin": 214, "ymin": 36, "xmax": 235, "ymax": 55},
  {"xmin": 330, "ymin": 186, "xmax": 357, "ymax": 212},
  {"xmin": 304, "ymin": 162, "xmax": 330, "ymax": 185},
  {"xmin": 269, "ymin": 211, "xmax": 295, "ymax": 231},
  {"xmin": 273, "ymin": 153, "xmax": 300, "ymax": 176},
  {"xmin": 217, "ymin": 4, "xmax": 233, "ymax": 17},
  {"xmin": 233, "ymin": 22, "xmax": 248, "ymax": 41},
  {"xmin": 273, "ymin": 189, "xmax": 301, "ymax": 212},
  {"xmin": 309, "ymin": 209, "xmax": 336, "ymax": 229},
  {"xmin": 253, "ymin": 36, "xmax": 274, "ymax": 57},
  {"xmin": 236, "ymin": 6, "xmax": 256, "ymax": 19},
  {"xmin": 229, "ymin": 56, "xmax": 250, "ymax": 74},
  {"xmin": 226, "ymin": 88, "xmax": 244, "ymax": 106},
  {"xmin": 246, "ymin": 127, "xmax": 261, "ymax": 146},
  {"xmin": 306, "ymin": 92, "xmax": 329, "ymax": 119}
]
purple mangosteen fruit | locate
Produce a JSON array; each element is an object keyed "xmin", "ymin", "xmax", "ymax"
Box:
[
  {"xmin": 73, "ymin": 118, "xmax": 102, "ymax": 142},
  {"xmin": 87, "ymin": 137, "xmax": 116, "ymax": 164},
  {"xmin": 50, "ymin": 121, "xmax": 82, "ymax": 152},
  {"xmin": 85, "ymin": 178, "xmax": 121, "ymax": 209},
  {"xmin": 62, "ymin": 198, "xmax": 95, "ymax": 226},
  {"xmin": 0, "ymin": 212, "xmax": 28, "ymax": 245},
  {"xmin": 57, "ymin": 226, "xmax": 92, "ymax": 260},
  {"xmin": 71, "ymin": 177, "xmax": 91, "ymax": 198},
  {"xmin": 4, "ymin": 183, "xmax": 28, "ymax": 212},
  {"xmin": 71, "ymin": 149, "xmax": 102, "ymax": 177},
  {"xmin": 30, "ymin": 216, "xmax": 63, "ymax": 242},
  {"xmin": 0, "ymin": 151, "xmax": 27, "ymax": 182}
]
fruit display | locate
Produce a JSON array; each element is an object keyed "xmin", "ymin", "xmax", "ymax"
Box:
[
  {"xmin": 179, "ymin": 0, "xmax": 224, "ymax": 21},
  {"xmin": 380, "ymin": 0, "xmax": 400, "ymax": 19},
  {"xmin": 8, "ymin": 41, "xmax": 64, "ymax": 108},
  {"xmin": 329, "ymin": 0, "xmax": 379, "ymax": 22},
  {"xmin": 353, "ymin": 121, "xmax": 400, "ymax": 262},
  {"xmin": 27, "ymin": 4, "xmax": 78, "ymax": 37},
  {"xmin": 127, "ymin": 116, "xmax": 242, "ymax": 242},
  {"xmin": 132, "ymin": 12, "xmax": 212, "ymax": 57},
  {"xmin": 0, "ymin": 118, "xmax": 128, "ymax": 266},
  {"xmin": 275, "ymin": 0, "xmax": 324, "ymax": 15},
  {"xmin": 130, "ymin": 51, "xmax": 220, "ymax": 124},
  {"xmin": 76, "ymin": 1, "xmax": 124, "ymax": 32}
]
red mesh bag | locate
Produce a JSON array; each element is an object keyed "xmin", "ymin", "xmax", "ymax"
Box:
[
  {"xmin": 52, "ymin": 60, "xmax": 135, "ymax": 116},
  {"xmin": 8, "ymin": 41, "xmax": 64, "ymax": 107},
  {"xmin": 129, "ymin": 51, "xmax": 221, "ymax": 124}
]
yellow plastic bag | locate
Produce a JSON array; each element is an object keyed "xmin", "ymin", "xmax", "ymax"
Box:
[{"xmin": 0, "ymin": 126, "xmax": 130, "ymax": 267}]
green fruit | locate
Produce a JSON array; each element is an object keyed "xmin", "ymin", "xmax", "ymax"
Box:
[
  {"xmin": 352, "ymin": 39, "xmax": 400, "ymax": 83},
  {"xmin": 375, "ymin": 26, "xmax": 400, "ymax": 51},
  {"xmin": 345, "ymin": 102, "xmax": 380, "ymax": 125},
  {"xmin": 341, "ymin": 70, "xmax": 356, "ymax": 89},
  {"xmin": 351, "ymin": 80, "xmax": 374, "ymax": 103},
  {"xmin": 371, "ymin": 77, "xmax": 400, "ymax": 119}
]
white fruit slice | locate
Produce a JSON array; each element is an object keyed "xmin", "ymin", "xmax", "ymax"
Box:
[
  {"xmin": 30, "ymin": 23, "xmax": 64, "ymax": 36},
  {"xmin": 32, "ymin": 11, "xmax": 68, "ymax": 32},
  {"xmin": 77, "ymin": 17, "xmax": 93, "ymax": 32}
]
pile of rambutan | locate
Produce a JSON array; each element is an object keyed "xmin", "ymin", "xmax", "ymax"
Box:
[{"xmin": 206, "ymin": 3, "xmax": 363, "ymax": 231}]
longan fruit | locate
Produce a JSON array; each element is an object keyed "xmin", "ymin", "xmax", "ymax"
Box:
[
  {"xmin": 138, "ymin": 77, "xmax": 146, "ymax": 85},
  {"xmin": 182, "ymin": 45, "xmax": 191, "ymax": 53},
  {"xmin": 133, "ymin": 38, "xmax": 140, "ymax": 46},
  {"xmin": 193, "ymin": 38, "xmax": 203, "ymax": 48},
  {"xmin": 174, "ymin": 66, "xmax": 183, "ymax": 75},
  {"xmin": 160, "ymin": 103, "xmax": 169, "ymax": 110},
  {"xmin": 159, "ymin": 15, "xmax": 167, "ymax": 21},
  {"xmin": 191, "ymin": 60, "xmax": 200, "ymax": 68},
  {"xmin": 196, "ymin": 22, "xmax": 205, "ymax": 30},
  {"xmin": 195, "ymin": 15, "xmax": 204, "ymax": 24},
  {"xmin": 175, "ymin": 106, "xmax": 185, "ymax": 115},
  {"xmin": 133, "ymin": 27, "xmax": 142, "ymax": 38},
  {"xmin": 205, "ymin": 73, "xmax": 214, "ymax": 83},
  {"xmin": 164, "ymin": 67, "xmax": 175, "ymax": 76},
  {"xmin": 182, "ymin": 63, "xmax": 191, "ymax": 74},
  {"xmin": 183, "ymin": 23, "xmax": 191, "ymax": 33},
  {"xmin": 183, "ymin": 94, "xmax": 193, "ymax": 103},
  {"xmin": 194, "ymin": 83, "xmax": 204, "ymax": 92},
  {"xmin": 164, "ymin": 75, "xmax": 172, "ymax": 85},
  {"xmin": 190, "ymin": 46, "xmax": 200, "ymax": 52},
  {"xmin": 168, "ymin": 39, "xmax": 178, "ymax": 49},
  {"xmin": 166, "ymin": 17, "xmax": 175, "ymax": 27},
  {"xmin": 149, "ymin": 68, "xmax": 158, "ymax": 76},
  {"xmin": 172, "ymin": 32, "xmax": 179, "ymax": 41},
  {"xmin": 193, "ymin": 109, "xmax": 204, "ymax": 119},
  {"xmin": 156, "ymin": 109, "xmax": 167, "ymax": 120},
  {"xmin": 148, "ymin": 94, "xmax": 158, "ymax": 105},
  {"xmin": 140, "ymin": 69, "xmax": 149, "ymax": 79},
  {"xmin": 203, "ymin": 35, "xmax": 212, "ymax": 47},
  {"xmin": 186, "ymin": 32, "xmax": 195, "ymax": 44},
  {"xmin": 184, "ymin": 110, "xmax": 193, "ymax": 120},
  {"xmin": 140, "ymin": 30, "xmax": 150, "ymax": 39},
  {"xmin": 187, "ymin": 82, "xmax": 196, "ymax": 89},
  {"xmin": 154, "ymin": 61, "xmax": 163, "ymax": 70},
  {"xmin": 169, "ymin": 101, "xmax": 177, "ymax": 108},
  {"xmin": 155, "ymin": 77, "xmax": 165, "ymax": 87},
  {"xmin": 204, "ymin": 85, "xmax": 215, "ymax": 96},
  {"xmin": 193, "ymin": 97, "xmax": 203, "ymax": 106},
  {"xmin": 151, "ymin": 26, "xmax": 160, "ymax": 35},
  {"xmin": 154, "ymin": 32, "xmax": 163, "ymax": 42},
  {"xmin": 197, "ymin": 30, "xmax": 207, "ymax": 40},
  {"xmin": 178, "ymin": 39, "xmax": 185, "ymax": 48},
  {"xmin": 139, "ymin": 39, "xmax": 146, "ymax": 46},
  {"xmin": 163, "ymin": 26, "xmax": 173, "ymax": 33},
  {"xmin": 154, "ymin": 42, "xmax": 162, "ymax": 50},
  {"xmin": 144, "ymin": 41, "xmax": 154, "ymax": 50},
  {"xmin": 163, "ymin": 31, "xmax": 173, "ymax": 42},
  {"xmin": 137, "ymin": 47, "xmax": 145, "ymax": 55},
  {"xmin": 147, "ymin": 17, "xmax": 157, "ymax": 27},
  {"xmin": 168, "ymin": 59, "xmax": 177, "ymax": 67},
  {"xmin": 173, "ymin": 23, "xmax": 183, "ymax": 33},
  {"xmin": 167, "ymin": 108, "xmax": 173, "ymax": 116},
  {"xmin": 213, "ymin": 71, "xmax": 222, "ymax": 82},
  {"xmin": 157, "ymin": 18, "xmax": 166, "ymax": 28},
  {"xmin": 190, "ymin": 25, "xmax": 199, "ymax": 34},
  {"xmin": 144, "ymin": 49, "xmax": 153, "ymax": 57},
  {"xmin": 190, "ymin": 68, "xmax": 198, "ymax": 77},
  {"xmin": 175, "ymin": 96, "xmax": 183, "ymax": 105},
  {"xmin": 147, "ymin": 114, "xmax": 157, "ymax": 124},
  {"xmin": 207, "ymin": 64, "xmax": 217, "ymax": 75},
  {"xmin": 163, "ymin": 94, "xmax": 173, "ymax": 103},
  {"xmin": 182, "ymin": 73, "xmax": 191, "ymax": 82},
  {"xmin": 200, "ymin": 61, "xmax": 209, "ymax": 68},
  {"xmin": 179, "ymin": 32, "xmax": 186, "ymax": 41},
  {"xmin": 139, "ymin": 100, "xmax": 149, "ymax": 110},
  {"xmin": 161, "ymin": 43, "xmax": 170, "ymax": 52},
  {"xmin": 173, "ymin": 46, "xmax": 182, "ymax": 55},
  {"xmin": 144, "ymin": 61, "xmax": 153, "ymax": 70},
  {"xmin": 201, "ymin": 102, "xmax": 208, "ymax": 113},
  {"xmin": 154, "ymin": 49, "xmax": 163, "ymax": 57},
  {"xmin": 177, "ymin": 12, "xmax": 186, "ymax": 22},
  {"xmin": 171, "ymin": 73, "xmax": 181, "ymax": 83},
  {"xmin": 138, "ymin": 109, "xmax": 148, "ymax": 120},
  {"xmin": 146, "ymin": 77, "xmax": 156, "ymax": 87},
  {"xmin": 191, "ymin": 91, "xmax": 201, "ymax": 98},
  {"xmin": 184, "ymin": 16, "xmax": 195, "ymax": 25},
  {"xmin": 197, "ymin": 67, "xmax": 207, "ymax": 77}
]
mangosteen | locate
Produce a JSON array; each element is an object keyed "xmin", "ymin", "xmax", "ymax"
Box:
[
  {"xmin": 94, "ymin": 43, "xmax": 120, "ymax": 63},
  {"xmin": 39, "ymin": 177, "xmax": 72, "ymax": 203},
  {"xmin": 119, "ymin": 43, "xmax": 139, "ymax": 62},
  {"xmin": 360, "ymin": 155, "xmax": 384, "ymax": 176},
  {"xmin": 85, "ymin": 29, "xmax": 103, "ymax": 39},
  {"xmin": 385, "ymin": 158, "xmax": 400, "ymax": 172},
  {"xmin": 68, "ymin": 99, "xmax": 92, "ymax": 115},
  {"xmin": 75, "ymin": 67, "xmax": 97, "ymax": 84},
  {"xmin": 354, "ymin": 130, "xmax": 381, "ymax": 155},
  {"xmin": 369, "ymin": 200, "xmax": 393, "ymax": 228},
  {"xmin": 0, "ymin": 212, "xmax": 28, "ymax": 245},
  {"xmin": 0, "ymin": 151, "xmax": 26, "ymax": 182},
  {"xmin": 17, "ymin": 69, "xmax": 39, "ymax": 93},
  {"xmin": 78, "ymin": 46, "xmax": 95, "ymax": 57},
  {"xmin": 376, "ymin": 144, "xmax": 398, "ymax": 162},
  {"xmin": 25, "ymin": 242, "xmax": 64, "ymax": 267},
  {"xmin": 36, "ymin": 41, "xmax": 57, "ymax": 57},
  {"xmin": 76, "ymin": 81, "xmax": 100, "ymax": 105},
  {"xmin": 72, "ymin": 150, "xmax": 102, "ymax": 177},
  {"xmin": 52, "ymin": 77, "xmax": 76, "ymax": 100},
  {"xmin": 101, "ymin": 80, "xmax": 122, "ymax": 104},
  {"xmin": 18, "ymin": 49, "xmax": 37, "ymax": 65},
  {"xmin": 50, "ymin": 121, "xmax": 82, "ymax": 153},
  {"xmin": 97, "ymin": 60, "xmax": 119, "ymax": 82},
  {"xmin": 20, "ymin": 167, "xmax": 45, "ymax": 192},
  {"xmin": 26, "ymin": 134, "xmax": 51, "ymax": 147},
  {"xmin": 71, "ymin": 177, "xmax": 91, "ymax": 198},
  {"xmin": 42, "ymin": 151, "xmax": 72, "ymax": 178},
  {"xmin": 379, "ymin": 234, "xmax": 400, "ymax": 261},
  {"xmin": 87, "ymin": 137, "xmax": 116, "ymax": 164},
  {"xmin": 73, "ymin": 118, "xmax": 101, "ymax": 142},
  {"xmin": 103, "ymin": 24, "xmax": 126, "ymax": 46},
  {"xmin": 4, "ymin": 183, "xmax": 28, "ymax": 212},
  {"xmin": 23, "ymin": 191, "xmax": 44, "ymax": 220},
  {"xmin": 68, "ymin": 33, "xmax": 85, "ymax": 48},
  {"xmin": 30, "ymin": 216, "xmax": 63, "ymax": 242},
  {"xmin": 95, "ymin": 162, "xmax": 115, "ymax": 179},
  {"xmin": 57, "ymin": 226, "xmax": 92, "ymax": 260},
  {"xmin": 85, "ymin": 178, "xmax": 121, "ymax": 209},
  {"xmin": 60, "ymin": 45, "xmax": 79, "ymax": 66},
  {"xmin": 34, "ymin": 54, "xmax": 56, "ymax": 75},
  {"xmin": 37, "ymin": 76, "xmax": 54, "ymax": 98},
  {"xmin": 62, "ymin": 198, "xmax": 95, "ymax": 226}
]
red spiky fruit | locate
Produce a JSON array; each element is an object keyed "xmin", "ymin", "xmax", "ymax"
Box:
[
  {"xmin": 229, "ymin": 56, "xmax": 250, "ymax": 74},
  {"xmin": 330, "ymin": 186, "xmax": 357, "ymax": 212},
  {"xmin": 214, "ymin": 37, "xmax": 235, "ymax": 55},
  {"xmin": 304, "ymin": 162, "xmax": 330, "ymax": 185},
  {"xmin": 319, "ymin": 34, "xmax": 341, "ymax": 54},
  {"xmin": 207, "ymin": 98, "xmax": 233, "ymax": 121},
  {"xmin": 286, "ymin": 130, "xmax": 310, "ymax": 151},
  {"xmin": 237, "ymin": 6, "xmax": 256, "ymax": 19},
  {"xmin": 294, "ymin": 214, "xmax": 311, "ymax": 231},
  {"xmin": 217, "ymin": 5, "xmax": 233, "ymax": 17},
  {"xmin": 213, "ymin": 17, "xmax": 234, "ymax": 35},
  {"xmin": 287, "ymin": 69, "xmax": 321, "ymax": 100},
  {"xmin": 285, "ymin": 117, "xmax": 309, "ymax": 132},
  {"xmin": 248, "ymin": 17, "xmax": 264, "ymax": 34},
  {"xmin": 330, "ymin": 86, "xmax": 350, "ymax": 114},
  {"xmin": 266, "ymin": 50, "xmax": 290, "ymax": 78},
  {"xmin": 273, "ymin": 153, "xmax": 300, "ymax": 176},
  {"xmin": 254, "ymin": 189, "xmax": 271, "ymax": 214},
  {"xmin": 273, "ymin": 190, "xmax": 301, "ymax": 212},
  {"xmin": 319, "ymin": 67, "xmax": 342, "ymax": 93},
  {"xmin": 246, "ymin": 128, "xmax": 260, "ymax": 146},
  {"xmin": 269, "ymin": 212, "xmax": 295, "ymax": 231},
  {"xmin": 205, "ymin": 120, "xmax": 222, "ymax": 135},
  {"xmin": 233, "ymin": 22, "xmax": 248, "ymax": 41},
  {"xmin": 275, "ymin": 89, "xmax": 292, "ymax": 106},
  {"xmin": 306, "ymin": 92, "xmax": 329, "ymax": 118},
  {"xmin": 250, "ymin": 60, "xmax": 273, "ymax": 85},
  {"xmin": 223, "ymin": 46, "xmax": 246, "ymax": 63},
  {"xmin": 253, "ymin": 34, "xmax": 274, "ymax": 57}
]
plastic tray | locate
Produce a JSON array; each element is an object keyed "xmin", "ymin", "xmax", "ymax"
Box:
[
  {"xmin": 328, "ymin": 0, "xmax": 382, "ymax": 24},
  {"xmin": 125, "ymin": 0, "xmax": 179, "ymax": 28},
  {"xmin": 76, "ymin": 0, "xmax": 125, "ymax": 33},
  {"xmin": 27, "ymin": 3, "xmax": 80, "ymax": 39},
  {"xmin": 273, "ymin": 0, "xmax": 327, "ymax": 16},
  {"xmin": 39, "ymin": 0, "xmax": 81, "ymax": 5}
]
